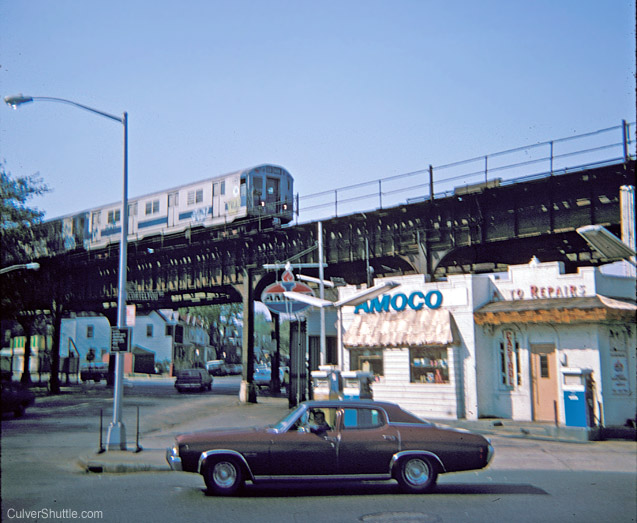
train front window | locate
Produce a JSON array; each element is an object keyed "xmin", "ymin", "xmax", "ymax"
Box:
[{"xmin": 266, "ymin": 177, "xmax": 280, "ymax": 203}]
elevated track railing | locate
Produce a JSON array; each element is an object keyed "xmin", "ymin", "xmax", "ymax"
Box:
[{"xmin": 295, "ymin": 120, "xmax": 635, "ymax": 224}]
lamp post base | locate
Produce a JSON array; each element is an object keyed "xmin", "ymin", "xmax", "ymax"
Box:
[{"xmin": 106, "ymin": 422, "xmax": 127, "ymax": 451}]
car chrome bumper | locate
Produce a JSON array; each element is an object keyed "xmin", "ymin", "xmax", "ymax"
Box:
[
  {"xmin": 166, "ymin": 446, "xmax": 182, "ymax": 471},
  {"xmin": 486, "ymin": 441, "xmax": 495, "ymax": 465}
]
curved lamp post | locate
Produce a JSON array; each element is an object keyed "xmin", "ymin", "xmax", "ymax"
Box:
[
  {"xmin": 0, "ymin": 262, "xmax": 40, "ymax": 275},
  {"xmin": 5, "ymin": 94, "xmax": 129, "ymax": 450}
]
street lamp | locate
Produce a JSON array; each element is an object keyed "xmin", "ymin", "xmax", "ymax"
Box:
[
  {"xmin": 0, "ymin": 262, "xmax": 40, "ymax": 275},
  {"xmin": 577, "ymin": 225, "xmax": 636, "ymax": 265},
  {"xmin": 5, "ymin": 94, "xmax": 129, "ymax": 450}
]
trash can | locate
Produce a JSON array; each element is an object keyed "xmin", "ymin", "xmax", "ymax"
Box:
[
  {"xmin": 341, "ymin": 370, "xmax": 373, "ymax": 400},
  {"xmin": 311, "ymin": 365, "xmax": 342, "ymax": 400},
  {"xmin": 561, "ymin": 368, "xmax": 594, "ymax": 427}
]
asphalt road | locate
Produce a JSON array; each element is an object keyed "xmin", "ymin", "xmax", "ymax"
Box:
[{"xmin": 2, "ymin": 377, "xmax": 636, "ymax": 523}]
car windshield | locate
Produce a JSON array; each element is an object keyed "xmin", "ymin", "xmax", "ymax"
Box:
[{"xmin": 270, "ymin": 404, "xmax": 305, "ymax": 432}]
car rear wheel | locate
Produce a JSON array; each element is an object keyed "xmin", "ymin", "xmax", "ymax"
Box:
[
  {"xmin": 204, "ymin": 458, "xmax": 244, "ymax": 496},
  {"xmin": 395, "ymin": 456, "xmax": 438, "ymax": 493}
]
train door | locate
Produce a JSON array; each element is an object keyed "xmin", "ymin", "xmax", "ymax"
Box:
[
  {"xmin": 531, "ymin": 343, "xmax": 559, "ymax": 422},
  {"xmin": 90, "ymin": 211, "xmax": 101, "ymax": 243},
  {"xmin": 212, "ymin": 182, "xmax": 221, "ymax": 217},
  {"xmin": 128, "ymin": 202, "xmax": 138, "ymax": 237},
  {"xmin": 167, "ymin": 192, "xmax": 179, "ymax": 227},
  {"xmin": 266, "ymin": 177, "xmax": 280, "ymax": 213}
]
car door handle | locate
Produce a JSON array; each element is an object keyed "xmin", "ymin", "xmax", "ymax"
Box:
[
  {"xmin": 382, "ymin": 435, "xmax": 397, "ymax": 442},
  {"xmin": 324, "ymin": 436, "xmax": 338, "ymax": 447}
]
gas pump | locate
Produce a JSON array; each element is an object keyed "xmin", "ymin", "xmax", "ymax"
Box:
[
  {"xmin": 311, "ymin": 365, "xmax": 343, "ymax": 400},
  {"xmin": 341, "ymin": 370, "xmax": 373, "ymax": 400},
  {"xmin": 561, "ymin": 368, "xmax": 596, "ymax": 427}
]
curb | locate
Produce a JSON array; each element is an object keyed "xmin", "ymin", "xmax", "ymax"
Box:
[{"xmin": 78, "ymin": 450, "xmax": 170, "ymax": 474}]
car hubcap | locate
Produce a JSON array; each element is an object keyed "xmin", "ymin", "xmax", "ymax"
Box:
[
  {"xmin": 404, "ymin": 459, "xmax": 429, "ymax": 486},
  {"xmin": 213, "ymin": 462, "xmax": 237, "ymax": 488}
]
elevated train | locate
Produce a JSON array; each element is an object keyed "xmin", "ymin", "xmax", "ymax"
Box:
[{"xmin": 32, "ymin": 164, "xmax": 294, "ymax": 256}]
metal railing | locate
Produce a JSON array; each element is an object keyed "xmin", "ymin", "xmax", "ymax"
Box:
[{"xmin": 295, "ymin": 120, "xmax": 635, "ymax": 224}]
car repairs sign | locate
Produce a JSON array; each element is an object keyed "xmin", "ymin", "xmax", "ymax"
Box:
[{"xmin": 261, "ymin": 269, "xmax": 315, "ymax": 314}]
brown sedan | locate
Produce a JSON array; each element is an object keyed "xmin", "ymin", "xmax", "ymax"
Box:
[{"xmin": 166, "ymin": 399, "xmax": 494, "ymax": 495}]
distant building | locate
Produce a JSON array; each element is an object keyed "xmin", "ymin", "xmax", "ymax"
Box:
[
  {"xmin": 54, "ymin": 310, "xmax": 214, "ymax": 375},
  {"xmin": 333, "ymin": 259, "xmax": 636, "ymax": 428}
]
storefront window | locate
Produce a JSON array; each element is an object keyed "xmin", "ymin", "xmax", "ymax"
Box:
[
  {"xmin": 410, "ymin": 347, "xmax": 449, "ymax": 384},
  {"xmin": 349, "ymin": 348, "xmax": 384, "ymax": 377},
  {"xmin": 499, "ymin": 330, "xmax": 522, "ymax": 388}
]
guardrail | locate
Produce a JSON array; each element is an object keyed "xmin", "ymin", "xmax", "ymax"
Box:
[{"xmin": 295, "ymin": 120, "xmax": 635, "ymax": 224}]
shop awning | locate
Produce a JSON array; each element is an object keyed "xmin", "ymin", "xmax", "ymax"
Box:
[
  {"xmin": 474, "ymin": 295, "xmax": 637, "ymax": 326},
  {"xmin": 343, "ymin": 308, "xmax": 455, "ymax": 348}
]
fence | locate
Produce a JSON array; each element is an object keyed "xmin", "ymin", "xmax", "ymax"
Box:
[{"xmin": 296, "ymin": 120, "xmax": 636, "ymax": 224}]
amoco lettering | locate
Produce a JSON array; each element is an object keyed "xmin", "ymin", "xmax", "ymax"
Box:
[{"xmin": 355, "ymin": 290, "xmax": 443, "ymax": 314}]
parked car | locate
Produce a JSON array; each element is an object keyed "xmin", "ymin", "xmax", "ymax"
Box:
[
  {"xmin": 166, "ymin": 399, "xmax": 494, "ymax": 496},
  {"xmin": 228, "ymin": 363, "xmax": 243, "ymax": 375},
  {"xmin": 80, "ymin": 363, "xmax": 109, "ymax": 383},
  {"xmin": 175, "ymin": 368, "xmax": 213, "ymax": 393},
  {"xmin": 1, "ymin": 382, "xmax": 36, "ymax": 418},
  {"xmin": 253, "ymin": 366, "xmax": 287, "ymax": 390},
  {"xmin": 205, "ymin": 360, "xmax": 226, "ymax": 376}
]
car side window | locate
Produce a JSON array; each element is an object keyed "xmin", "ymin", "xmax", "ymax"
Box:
[{"xmin": 341, "ymin": 408, "xmax": 385, "ymax": 430}]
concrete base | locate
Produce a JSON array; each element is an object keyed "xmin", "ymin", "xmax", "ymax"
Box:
[
  {"xmin": 239, "ymin": 381, "xmax": 258, "ymax": 404},
  {"xmin": 106, "ymin": 422, "xmax": 127, "ymax": 451}
]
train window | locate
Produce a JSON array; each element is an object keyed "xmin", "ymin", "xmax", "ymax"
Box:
[
  {"xmin": 168, "ymin": 192, "xmax": 179, "ymax": 207},
  {"xmin": 188, "ymin": 189, "xmax": 204, "ymax": 205},
  {"xmin": 128, "ymin": 202, "xmax": 138, "ymax": 216},
  {"xmin": 145, "ymin": 200, "xmax": 160, "ymax": 215},
  {"xmin": 92, "ymin": 211, "xmax": 101, "ymax": 224},
  {"xmin": 107, "ymin": 210, "xmax": 121, "ymax": 224},
  {"xmin": 213, "ymin": 183, "xmax": 226, "ymax": 196}
]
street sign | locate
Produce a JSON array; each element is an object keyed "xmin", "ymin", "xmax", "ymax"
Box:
[
  {"xmin": 110, "ymin": 327, "xmax": 131, "ymax": 352},
  {"xmin": 261, "ymin": 269, "xmax": 315, "ymax": 314}
]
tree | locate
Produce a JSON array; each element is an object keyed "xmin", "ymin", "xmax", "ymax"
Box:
[
  {"xmin": 1, "ymin": 162, "xmax": 50, "ymax": 385},
  {"xmin": 0, "ymin": 161, "xmax": 49, "ymax": 266},
  {"xmin": 179, "ymin": 303, "xmax": 243, "ymax": 361}
]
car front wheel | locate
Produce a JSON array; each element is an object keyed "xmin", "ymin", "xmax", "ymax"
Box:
[
  {"xmin": 204, "ymin": 458, "xmax": 244, "ymax": 496},
  {"xmin": 395, "ymin": 456, "xmax": 438, "ymax": 493}
]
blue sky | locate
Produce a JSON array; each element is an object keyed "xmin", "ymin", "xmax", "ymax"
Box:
[{"xmin": 1, "ymin": 0, "xmax": 635, "ymax": 221}]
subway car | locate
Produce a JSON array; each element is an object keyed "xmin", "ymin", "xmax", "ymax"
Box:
[{"xmin": 34, "ymin": 164, "xmax": 294, "ymax": 255}]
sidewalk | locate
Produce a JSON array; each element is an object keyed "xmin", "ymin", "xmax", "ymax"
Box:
[
  {"xmin": 76, "ymin": 396, "xmax": 635, "ymax": 474},
  {"xmin": 77, "ymin": 395, "xmax": 291, "ymax": 473}
]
